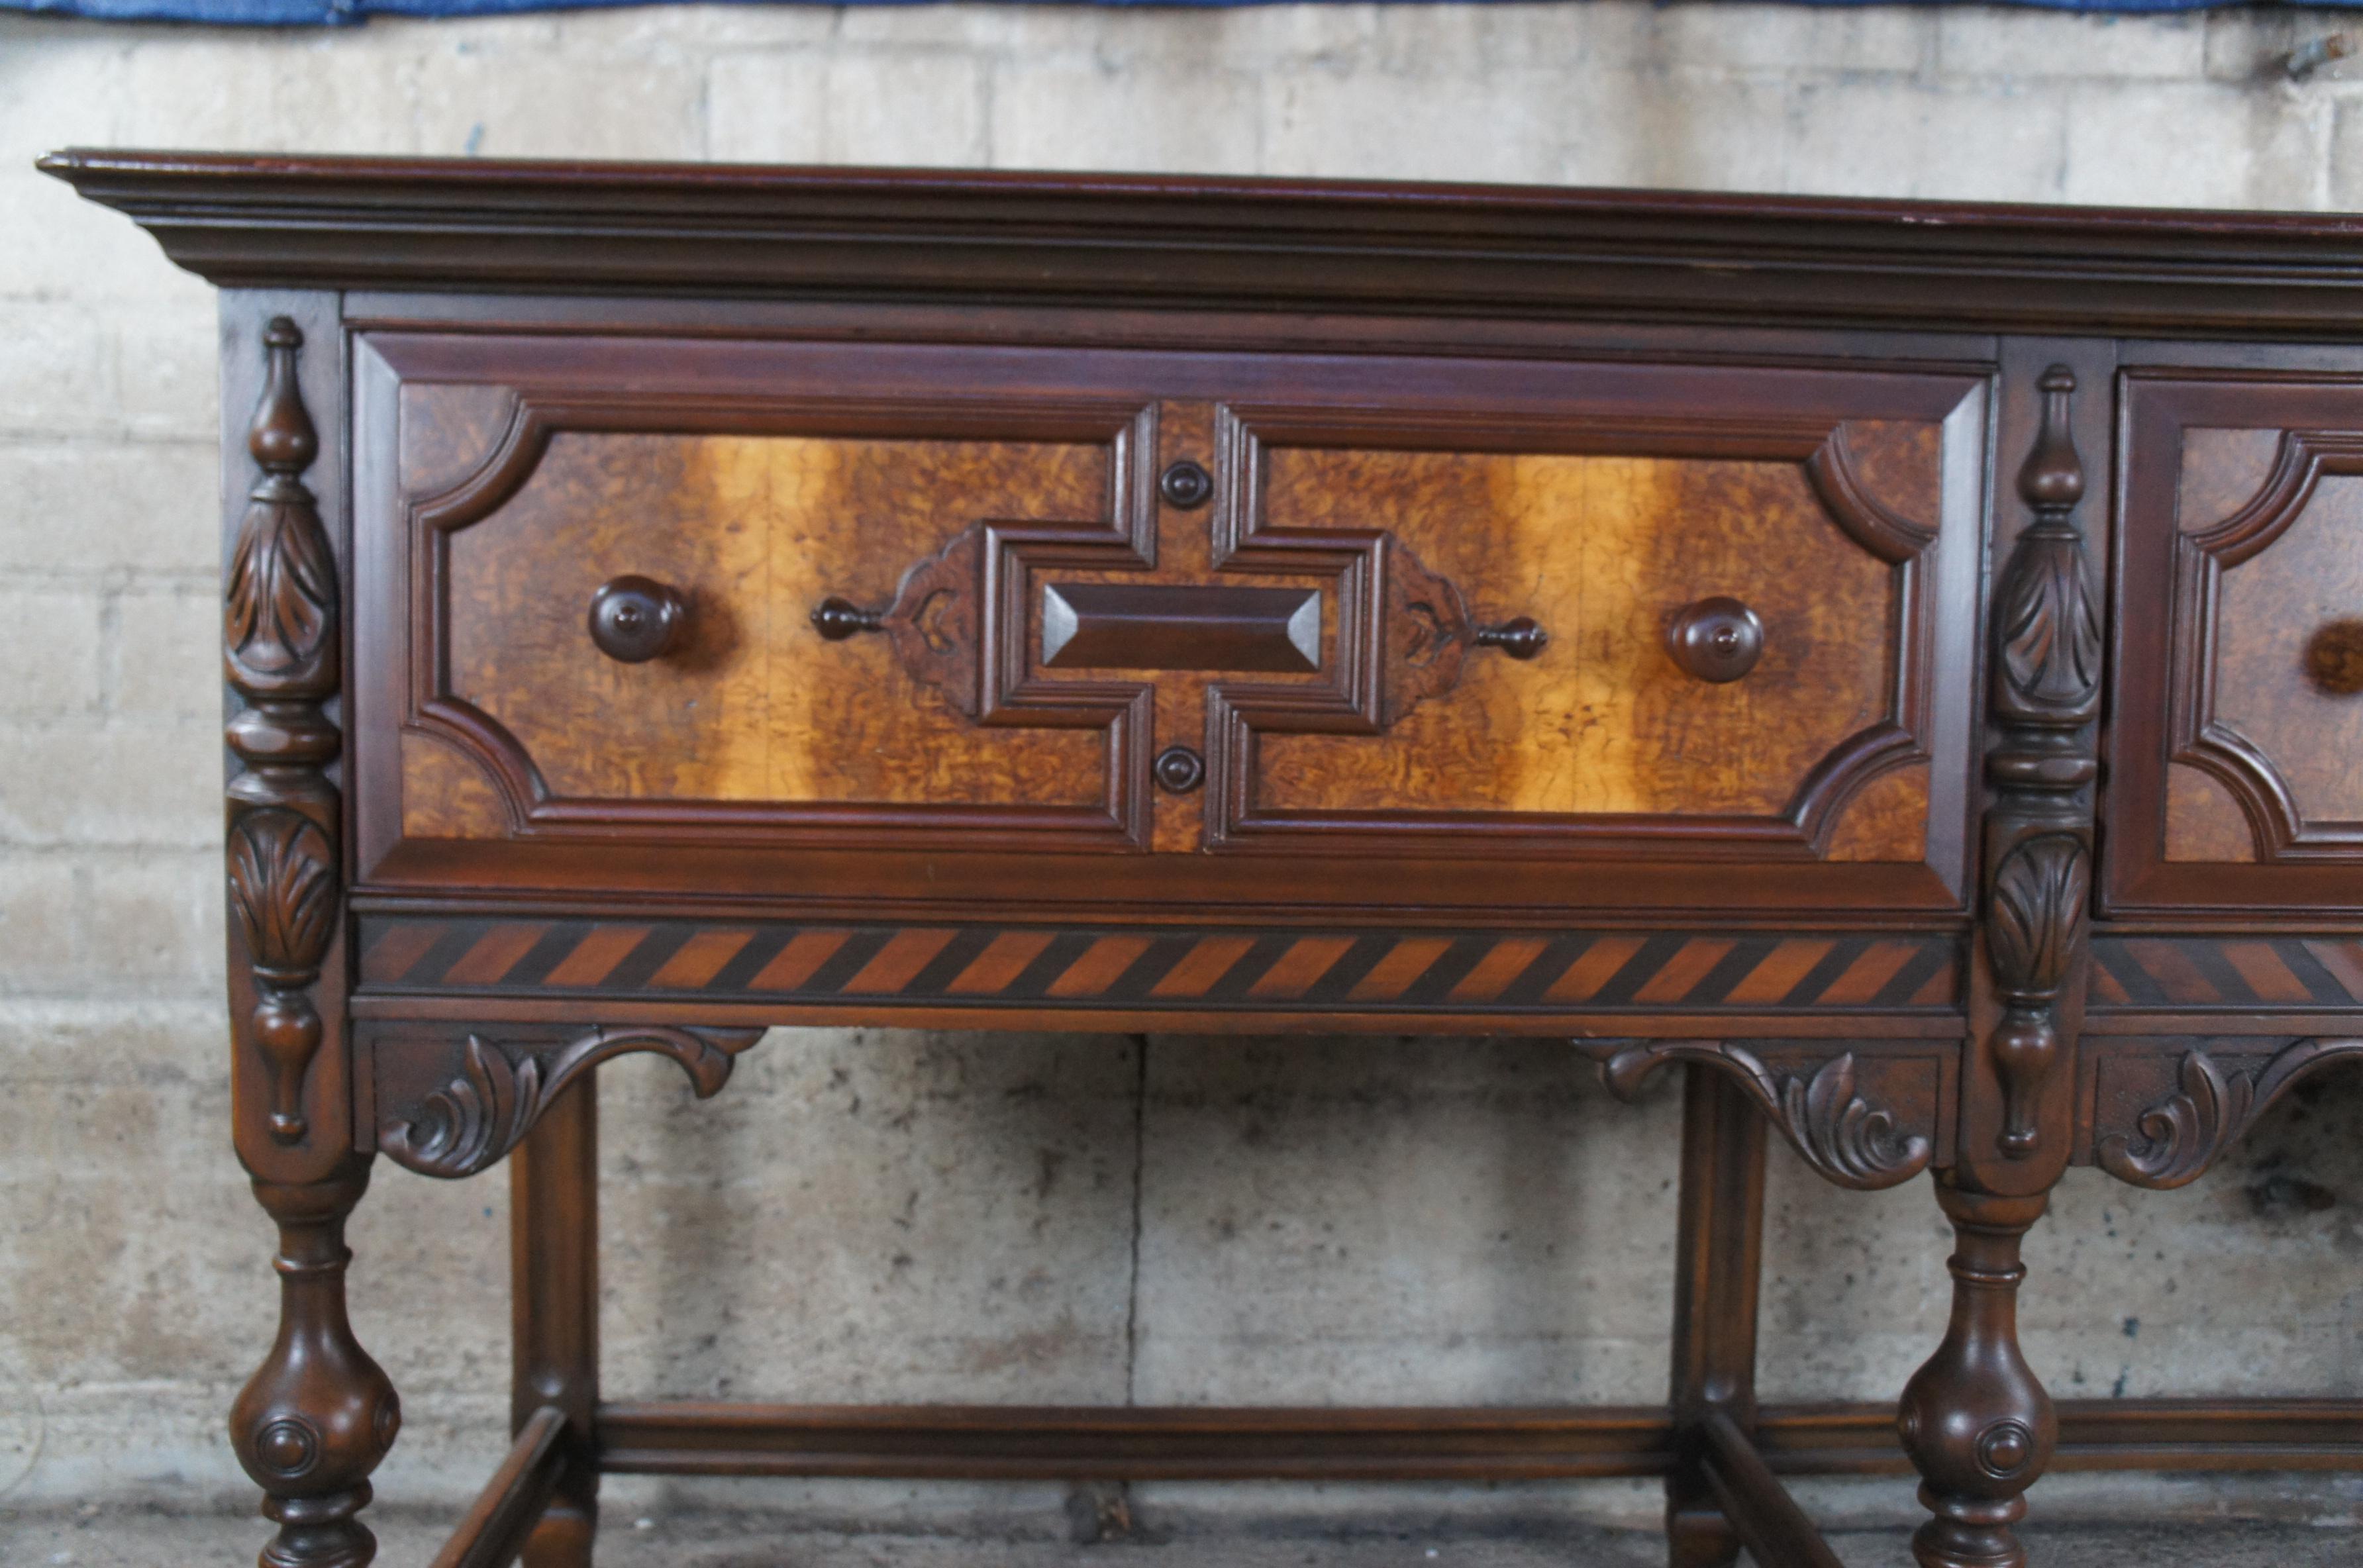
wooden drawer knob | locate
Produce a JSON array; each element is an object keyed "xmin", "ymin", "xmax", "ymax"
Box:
[
  {"xmin": 1668, "ymin": 597, "xmax": 1763, "ymax": 683},
  {"xmin": 588, "ymin": 575, "xmax": 688, "ymax": 663}
]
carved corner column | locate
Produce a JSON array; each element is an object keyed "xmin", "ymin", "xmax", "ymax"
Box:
[
  {"xmin": 1901, "ymin": 359, "xmax": 2100, "ymax": 1568},
  {"xmin": 223, "ymin": 309, "xmax": 397, "ymax": 1567}
]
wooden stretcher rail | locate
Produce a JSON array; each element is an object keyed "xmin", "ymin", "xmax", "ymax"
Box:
[
  {"xmin": 427, "ymin": 1406, "xmax": 570, "ymax": 1568},
  {"xmin": 591, "ymin": 1398, "xmax": 2363, "ymax": 1482},
  {"xmin": 1697, "ymin": 1409, "xmax": 1848, "ymax": 1568}
]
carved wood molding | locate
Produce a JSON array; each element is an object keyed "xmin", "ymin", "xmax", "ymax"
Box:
[
  {"xmin": 2095, "ymin": 1036, "xmax": 2363, "ymax": 1190},
  {"xmin": 226, "ymin": 317, "xmax": 340, "ymax": 1146},
  {"xmin": 2168, "ymin": 429, "xmax": 2363, "ymax": 863},
  {"xmin": 1587, "ymin": 1040, "xmax": 1932, "ymax": 1191},
  {"xmin": 1980, "ymin": 366, "xmax": 2098, "ymax": 1162},
  {"xmin": 379, "ymin": 1025, "xmax": 764, "ymax": 1179}
]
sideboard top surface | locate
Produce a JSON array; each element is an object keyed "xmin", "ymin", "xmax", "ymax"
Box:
[{"xmin": 39, "ymin": 148, "xmax": 2363, "ymax": 337}]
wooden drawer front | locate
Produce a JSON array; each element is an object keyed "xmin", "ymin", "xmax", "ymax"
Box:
[
  {"xmin": 2111, "ymin": 373, "xmax": 2363, "ymax": 913},
  {"xmin": 355, "ymin": 332, "xmax": 1980, "ymax": 895}
]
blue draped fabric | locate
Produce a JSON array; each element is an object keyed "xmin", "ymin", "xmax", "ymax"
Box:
[{"xmin": 1, "ymin": 0, "xmax": 2304, "ymax": 24}]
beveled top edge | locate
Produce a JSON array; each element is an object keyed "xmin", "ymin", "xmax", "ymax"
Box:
[{"xmin": 39, "ymin": 147, "xmax": 2363, "ymax": 337}]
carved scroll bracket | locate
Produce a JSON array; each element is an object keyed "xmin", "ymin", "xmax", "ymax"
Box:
[
  {"xmin": 1585, "ymin": 1039, "xmax": 1932, "ymax": 1191},
  {"xmin": 2097, "ymin": 1036, "xmax": 2363, "ymax": 1190},
  {"xmin": 1979, "ymin": 365, "xmax": 2101, "ymax": 1164},
  {"xmin": 379, "ymin": 1025, "xmax": 764, "ymax": 1179},
  {"xmin": 226, "ymin": 317, "xmax": 340, "ymax": 1148}
]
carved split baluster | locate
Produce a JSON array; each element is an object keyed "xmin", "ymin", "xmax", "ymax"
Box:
[
  {"xmin": 1983, "ymin": 366, "xmax": 2099, "ymax": 1161},
  {"xmin": 1898, "ymin": 1185, "xmax": 2053, "ymax": 1568},
  {"xmin": 221, "ymin": 318, "xmax": 395, "ymax": 1568},
  {"xmin": 225, "ymin": 317, "xmax": 341, "ymax": 1146},
  {"xmin": 231, "ymin": 1160, "xmax": 400, "ymax": 1568}
]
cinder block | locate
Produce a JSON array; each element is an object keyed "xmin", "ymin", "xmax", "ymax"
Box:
[
  {"xmin": 598, "ymin": 1028, "xmax": 1140, "ymax": 1404},
  {"xmin": 111, "ymin": 583, "xmax": 221, "ymax": 720},
  {"xmin": 0, "ymin": 857, "xmax": 81, "ymax": 989},
  {"xmin": 825, "ymin": 53, "xmax": 989, "ymax": 166},
  {"xmin": 111, "ymin": 301, "xmax": 223, "ymax": 446},
  {"xmin": 2328, "ymin": 100, "xmax": 2363, "ymax": 211},
  {"xmin": 0, "ymin": 302, "xmax": 115, "ymax": 439},
  {"xmin": 707, "ymin": 53, "xmax": 829, "ymax": 164},
  {"xmin": 0, "ymin": 721, "xmax": 220, "ymax": 849},
  {"xmin": 990, "ymin": 62, "xmax": 1259, "ymax": 175},
  {"xmin": 1937, "ymin": 8, "xmax": 2205, "ymax": 81},
  {"xmin": 1265, "ymin": 69, "xmax": 1564, "ymax": 184},
  {"xmin": 2064, "ymin": 81, "xmax": 2325, "ymax": 209},
  {"xmin": 554, "ymin": 1, "xmax": 840, "ymax": 57},
  {"xmin": 0, "ymin": 440, "xmax": 221, "ymax": 577},
  {"xmin": 411, "ymin": 44, "xmax": 703, "ymax": 159},
  {"xmin": 2201, "ymin": 10, "xmax": 2307, "ymax": 85},
  {"xmin": 1789, "ymin": 79, "xmax": 2068, "ymax": 202},
  {"xmin": 1131, "ymin": 1038, "xmax": 1680, "ymax": 1406},
  {"xmin": 0, "ymin": 586, "xmax": 102, "ymax": 718},
  {"xmin": 75, "ymin": 848, "xmax": 221, "ymax": 993},
  {"xmin": 1593, "ymin": 68, "xmax": 1794, "ymax": 193},
  {"xmin": 1656, "ymin": 1, "xmax": 1932, "ymax": 76}
]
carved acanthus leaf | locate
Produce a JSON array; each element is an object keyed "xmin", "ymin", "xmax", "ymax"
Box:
[
  {"xmin": 1593, "ymin": 1040, "xmax": 1930, "ymax": 1191},
  {"xmin": 1993, "ymin": 528, "xmax": 2101, "ymax": 726},
  {"xmin": 1986, "ymin": 834, "xmax": 2087, "ymax": 1003},
  {"xmin": 2097, "ymin": 1037, "xmax": 2363, "ymax": 1190},
  {"xmin": 225, "ymin": 490, "xmax": 337, "ymax": 683},
  {"xmin": 226, "ymin": 807, "xmax": 338, "ymax": 978},
  {"xmin": 381, "ymin": 1025, "xmax": 763, "ymax": 1179}
]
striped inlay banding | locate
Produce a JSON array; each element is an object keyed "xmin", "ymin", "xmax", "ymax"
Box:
[
  {"xmin": 2090, "ymin": 935, "xmax": 2363, "ymax": 1011},
  {"xmin": 358, "ymin": 919, "xmax": 1960, "ymax": 1014}
]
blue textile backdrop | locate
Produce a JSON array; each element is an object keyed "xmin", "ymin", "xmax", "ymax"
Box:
[{"xmin": 1, "ymin": 0, "xmax": 2322, "ymax": 25}]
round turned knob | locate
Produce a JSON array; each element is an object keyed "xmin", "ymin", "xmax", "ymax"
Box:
[
  {"xmin": 587, "ymin": 575, "xmax": 688, "ymax": 663},
  {"xmin": 1667, "ymin": 597, "xmax": 1764, "ymax": 684},
  {"xmin": 1153, "ymin": 744, "xmax": 1206, "ymax": 794}
]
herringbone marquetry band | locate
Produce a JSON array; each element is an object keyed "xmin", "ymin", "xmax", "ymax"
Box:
[{"xmin": 358, "ymin": 918, "xmax": 1960, "ymax": 1014}]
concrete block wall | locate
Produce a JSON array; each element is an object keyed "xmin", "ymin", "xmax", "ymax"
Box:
[{"xmin": 7, "ymin": 0, "xmax": 2363, "ymax": 1538}]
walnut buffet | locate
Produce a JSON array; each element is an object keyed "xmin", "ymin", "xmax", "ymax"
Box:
[{"xmin": 42, "ymin": 149, "xmax": 2363, "ymax": 1568}]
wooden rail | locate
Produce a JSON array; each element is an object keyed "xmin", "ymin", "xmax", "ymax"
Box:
[
  {"xmin": 427, "ymin": 1405, "xmax": 570, "ymax": 1568},
  {"xmin": 1697, "ymin": 1409, "xmax": 1848, "ymax": 1568},
  {"xmin": 591, "ymin": 1397, "xmax": 2363, "ymax": 1482}
]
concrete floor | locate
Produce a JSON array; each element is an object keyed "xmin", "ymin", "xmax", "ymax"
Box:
[{"xmin": 5, "ymin": 1508, "xmax": 2362, "ymax": 1567}]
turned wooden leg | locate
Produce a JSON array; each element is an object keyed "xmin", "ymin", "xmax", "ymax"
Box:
[
  {"xmin": 230, "ymin": 1155, "xmax": 400, "ymax": 1568},
  {"xmin": 1897, "ymin": 1181, "xmax": 2054, "ymax": 1568},
  {"xmin": 1666, "ymin": 1063, "xmax": 1768, "ymax": 1568},
  {"xmin": 514, "ymin": 1075, "xmax": 599, "ymax": 1567}
]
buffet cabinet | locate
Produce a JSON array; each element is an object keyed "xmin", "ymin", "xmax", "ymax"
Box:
[{"xmin": 42, "ymin": 149, "xmax": 2363, "ymax": 1568}]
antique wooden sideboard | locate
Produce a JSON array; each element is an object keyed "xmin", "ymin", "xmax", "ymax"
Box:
[{"xmin": 42, "ymin": 149, "xmax": 2363, "ymax": 1568}]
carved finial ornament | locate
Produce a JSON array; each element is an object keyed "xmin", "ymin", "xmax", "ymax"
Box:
[
  {"xmin": 225, "ymin": 318, "xmax": 341, "ymax": 1146},
  {"xmin": 1981, "ymin": 366, "xmax": 2100, "ymax": 1160}
]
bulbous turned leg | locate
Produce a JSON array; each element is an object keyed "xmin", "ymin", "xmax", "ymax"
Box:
[
  {"xmin": 1897, "ymin": 1181, "xmax": 2054, "ymax": 1568},
  {"xmin": 230, "ymin": 1156, "xmax": 400, "ymax": 1568}
]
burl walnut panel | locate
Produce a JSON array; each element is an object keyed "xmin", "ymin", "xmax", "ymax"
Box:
[
  {"xmin": 431, "ymin": 424, "xmax": 1111, "ymax": 821},
  {"xmin": 1254, "ymin": 445, "xmax": 1915, "ymax": 849}
]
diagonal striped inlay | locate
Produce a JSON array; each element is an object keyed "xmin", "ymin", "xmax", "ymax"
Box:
[
  {"xmin": 2090, "ymin": 934, "xmax": 2363, "ymax": 1012},
  {"xmin": 356, "ymin": 917, "xmax": 1964, "ymax": 1015}
]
